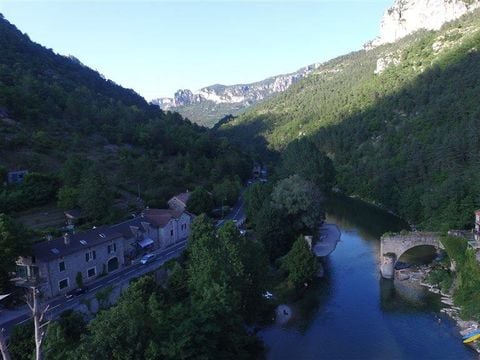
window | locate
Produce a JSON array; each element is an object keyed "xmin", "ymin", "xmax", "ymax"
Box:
[
  {"xmin": 85, "ymin": 250, "xmax": 97, "ymax": 262},
  {"xmin": 107, "ymin": 243, "xmax": 117, "ymax": 254},
  {"xmin": 59, "ymin": 261, "xmax": 66, "ymax": 272},
  {"xmin": 87, "ymin": 267, "xmax": 96, "ymax": 278},
  {"xmin": 170, "ymin": 229, "xmax": 174, "ymax": 237},
  {"xmin": 59, "ymin": 278, "xmax": 69, "ymax": 290}
]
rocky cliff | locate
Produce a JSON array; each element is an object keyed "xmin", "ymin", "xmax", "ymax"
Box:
[
  {"xmin": 367, "ymin": 0, "xmax": 480, "ymax": 48},
  {"xmin": 151, "ymin": 64, "xmax": 321, "ymax": 126}
]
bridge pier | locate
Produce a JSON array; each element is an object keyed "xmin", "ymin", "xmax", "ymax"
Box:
[
  {"xmin": 380, "ymin": 253, "xmax": 396, "ymax": 279},
  {"xmin": 379, "ymin": 232, "xmax": 441, "ymax": 280}
]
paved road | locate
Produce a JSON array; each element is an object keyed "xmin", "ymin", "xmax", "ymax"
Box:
[
  {"xmin": 0, "ymin": 240, "xmax": 187, "ymax": 336},
  {"xmin": 1, "ymin": 185, "xmax": 253, "ymax": 335}
]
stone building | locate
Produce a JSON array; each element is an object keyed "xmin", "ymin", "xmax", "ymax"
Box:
[
  {"xmin": 167, "ymin": 192, "xmax": 191, "ymax": 212},
  {"xmin": 15, "ymin": 208, "xmax": 193, "ymax": 298},
  {"xmin": 16, "ymin": 226, "xmax": 125, "ymax": 298}
]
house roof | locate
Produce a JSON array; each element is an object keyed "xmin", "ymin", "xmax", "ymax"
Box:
[
  {"xmin": 109, "ymin": 217, "xmax": 149, "ymax": 239},
  {"xmin": 169, "ymin": 192, "xmax": 191, "ymax": 206},
  {"xmin": 32, "ymin": 226, "xmax": 122, "ymax": 262},
  {"xmin": 143, "ymin": 208, "xmax": 185, "ymax": 227}
]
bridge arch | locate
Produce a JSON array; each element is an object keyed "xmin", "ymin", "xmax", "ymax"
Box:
[{"xmin": 380, "ymin": 232, "xmax": 441, "ymax": 279}]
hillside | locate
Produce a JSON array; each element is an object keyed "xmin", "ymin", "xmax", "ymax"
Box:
[
  {"xmin": 0, "ymin": 14, "xmax": 250, "ymax": 221},
  {"xmin": 219, "ymin": 9, "xmax": 480, "ymax": 229},
  {"xmin": 151, "ymin": 63, "xmax": 321, "ymax": 127}
]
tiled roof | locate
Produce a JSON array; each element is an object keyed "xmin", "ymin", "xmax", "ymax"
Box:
[
  {"xmin": 143, "ymin": 208, "xmax": 184, "ymax": 227},
  {"xmin": 33, "ymin": 226, "xmax": 122, "ymax": 262}
]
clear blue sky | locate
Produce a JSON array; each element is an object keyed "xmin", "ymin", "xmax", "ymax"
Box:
[{"xmin": 0, "ymin": 1, "xmax": 391, "ymax": 100}]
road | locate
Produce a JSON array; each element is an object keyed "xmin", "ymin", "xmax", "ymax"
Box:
[
  {"xmin": 0, "ymin": 240, "xmax": 187, "ymax": 336},
  {"xmin": 0, "ymin": 188, "xmax": 252, "ymax": 336}
]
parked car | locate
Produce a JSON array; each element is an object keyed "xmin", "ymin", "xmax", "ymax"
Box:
[
  {"xmin": 140, "ymin": 253, "xmax": 156, "ymax": 265},
  {"xmin": 65, "ymin": 286, "xmax": 88, "ymax": 299}
]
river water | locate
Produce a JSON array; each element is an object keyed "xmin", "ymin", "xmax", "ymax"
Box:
[{"xmin": 260, "ymin": 195, "xmax": 476, "ymax": 359}]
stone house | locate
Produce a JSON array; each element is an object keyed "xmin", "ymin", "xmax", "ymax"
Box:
[
  {"xmin": 142, "ymin": 208, "xmax": 193, "ymax": 248},
  {"xmin": 16, "ymin": 226, "xmax": 125, "ymax": 298},
  {"xmin": 15, "ymin": 208, "xmax": 193, "ymax": 298},
  {"xmin": 167, "ymin": 192, "xmax": 191, "ymax": 212}
]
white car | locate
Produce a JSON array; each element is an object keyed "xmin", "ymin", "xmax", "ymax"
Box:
[{"xmin": 140, "ymin": 254, "xmax": 156, "ymax": 265}]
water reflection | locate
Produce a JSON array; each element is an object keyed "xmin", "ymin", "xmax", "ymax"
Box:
[{"xmin": 259, "ymin": 194, "xmax": 475, "ymax": 359}]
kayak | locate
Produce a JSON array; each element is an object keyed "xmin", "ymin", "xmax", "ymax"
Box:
[
  {"xmin": 463, "ymin": 333, "xmax": 480, "ymax": 344},
  {"xmin": 462, "ymin": 329, "xmax": 480, "ymax": 340}
]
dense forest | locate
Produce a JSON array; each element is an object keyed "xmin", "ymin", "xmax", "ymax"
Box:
[
  {"xmin": 0, "ymin": 13, "xmax": 250, "ymax": 217},
  {"xmin": 219, "ymin": 10, "xmax": 480, "ymax": 230},
  {"xmin": 0, "ymin": 13, "xmax": 250, "ymax": 293}
]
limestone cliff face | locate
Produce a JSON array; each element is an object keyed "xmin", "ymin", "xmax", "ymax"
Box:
[
  {"xmin": 367, "ymin": 0, "xmax": 480, "ymax": 48},
  {"xmin": 151, "ymin": 63, "xmax": 321, "ymax": 111}
]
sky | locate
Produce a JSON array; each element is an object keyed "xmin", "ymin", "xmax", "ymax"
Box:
[{"xmin": 0, "ymin": 0, "xmax": 392, "ymax": 100}]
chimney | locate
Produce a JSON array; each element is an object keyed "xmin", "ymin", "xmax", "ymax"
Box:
[{"xmin": 63, "ymin": 233, "xmax": 70, "ymax": 246}]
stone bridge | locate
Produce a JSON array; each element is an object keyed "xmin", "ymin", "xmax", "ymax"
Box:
[{"xmin": 380, "ymin": 232, "xmax": 442, "ymax": 279}]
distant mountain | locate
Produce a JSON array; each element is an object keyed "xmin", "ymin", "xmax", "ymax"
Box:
[
  {"xmin": 219, "ymin": 8, "xmax": 480, "ymax": 229},
  {"xmin": 151, "ymin": 64, "xmax": 321, "ymax": 127}
]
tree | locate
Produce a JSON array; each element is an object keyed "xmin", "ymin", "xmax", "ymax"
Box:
[
  {"xmin": 8, "ymin": 322, "xmax": 33, "ymax": 360},
  {"xmin": 253, "ymin": 202, "xmax": 295, "ymax": 261},
  {"xmin": 271, "ymin": 174, "xmax": 324, "ymax": 234},
  {"xmin": 21, "ymin": 173, "xmax": 59, "ymax": 206},
  {"xmin": 186, "ymin": 187, "xmax": 214, "ymax": 215},
  {"xmin": 57, "ymin": 186, "xmax": 79, "ymax": 209},
  {"xmin": 212, "ymin": 177, "xmax": 241, "ymax": 206},
  {"xmin": 43, "ymin": 311, "xmax": 86, "ymax": 360},
  {"xmin": 281, "ymin": 235, "xmax": 318, "ymax": 287},
  {"xmin": 60, "ymin": 155, "xmax": 87, "ymax": 187},
  {"xmin": 279, "ymin": 139, "xmax": 336, "ymax": 192},
  {"xmin": 75, "ymin": 272, "xmax": 83, "ymax": 288},
  {"xmin": 0, "ymin": 214, "xmax": 30, "ymax": 293},
  {"xmin": 77, "ymin": 166, "xmax": 112, "ymax": 221}
]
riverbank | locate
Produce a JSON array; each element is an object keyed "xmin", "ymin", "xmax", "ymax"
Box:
[
  {"xmin": 396, "ymin": 266, "xmax": 480, "ymax": 354},
  {"xmin": 313, "ymin": 223, "xmax": 341, "ymax": 257}
]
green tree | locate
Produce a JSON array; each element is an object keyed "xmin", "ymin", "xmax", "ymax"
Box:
[
  {"xmin": 21, "ymin": 172, "xmax": 59, "ymax": 205},
  {"xmin": 0, "ymin": 214, "xmax": 30, "ymax": 292},
  {"xmin": 75, "ymin": 271, "xmax": 83, "ymax": 288},
  {"xmin": 281, "ymin": 235, "xmax": 318, "ymax": 287},
  {"xmin": 186, "ymin": 187, "xmax": 214, "ymax": 215},
  {"xmin": 279, "ymin": 139, "xmax": 336, "ymax": 192},
  {"xmin": 60, "ymin": 155, "xmax": 87, "ymax": 187},
  {"xmin": 77, "ymin": 166, "xmax": 112, "ymax": 221},
  {"xmin": 44, "ymin": 310, "xmax": 86, "ymax": 360},
  {"xmin": 212, "ymin": 177, "xmax": 241, "ymax": 206},
  {"xmin": 8, "ymin": 322, "xmax": 34, "ymax": 360},
  {"xmin": 253, "ymin": 202, "xmax": 295, "ymax": 261},
  {"xmin": 271, "ymin": 174, "xmax": 324, "ymax": 233},
  {"xmin": 57, "ymin": 186, "xmax": 79, "ymax": 209}
]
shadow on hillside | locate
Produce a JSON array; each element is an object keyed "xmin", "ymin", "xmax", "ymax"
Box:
[
  {"xmin": 307, "ymin": 42, "xmax": 480, "ymax": 227},
  {"xmin": 217, "ymin": 116, "xmax": 280, "ymax": 162}
]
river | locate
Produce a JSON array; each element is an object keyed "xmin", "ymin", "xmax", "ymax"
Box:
[{"xmin": 259, "ymin": 195, "xmax": 476, "ymax": 359}]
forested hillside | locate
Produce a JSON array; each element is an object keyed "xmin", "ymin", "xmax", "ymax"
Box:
[
  {"xmin": 0, "ymin": 13, "xmax": 250, "ymax": 217},
  {"xmin": 219, "ymin": 10, "xmax": 480, "ymax": 229}
]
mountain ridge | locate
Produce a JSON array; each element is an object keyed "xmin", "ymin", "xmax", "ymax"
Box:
[
  {"xmin": 219, "ymin": 8, "xmax": 480, "ymax": 229},
  {"xmin": 151, "ymin": 63, "xmax": 322, "ymax": 127}
]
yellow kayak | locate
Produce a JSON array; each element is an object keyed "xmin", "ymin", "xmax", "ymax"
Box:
[{"xmin": 463, "ymin": 333, "xmax": 480, "ymax": 344}]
